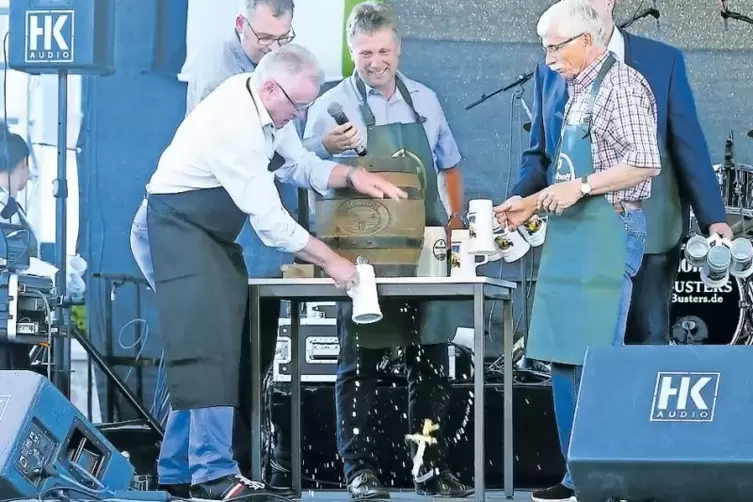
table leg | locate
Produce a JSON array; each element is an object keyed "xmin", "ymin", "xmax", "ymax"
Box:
[
  {"xmin": 473, "ymin": 284, "xmax": 485, "ymax": 502},
  {"xmin": 503, "ymin": 298, "xmax": 514, "ymax": 499},
  {"xmin": 249, "ymin": 286, "xmax": 263, "ymax": 480},
  {"xmin": 291, "ymin": 301, "xmax": 302, "ymax": 496}
]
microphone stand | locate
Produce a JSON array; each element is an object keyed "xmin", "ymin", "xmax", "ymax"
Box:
[
  {"xmin": 720, "ymin": 3, "xmax": 753, "ymax": 26},
  {"xmin": 465, "ymin": 6, "xmax": 661, "ymax": 111}
]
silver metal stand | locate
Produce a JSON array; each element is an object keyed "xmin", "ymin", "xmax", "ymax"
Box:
[{"xmin": 248, "ymin": 276, "xmax": 516, "ymax": 501}]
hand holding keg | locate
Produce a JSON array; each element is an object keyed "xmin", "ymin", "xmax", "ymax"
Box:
[{"xmin": 345, "ymin": 166, "xmax": 408, "ymax": 200}]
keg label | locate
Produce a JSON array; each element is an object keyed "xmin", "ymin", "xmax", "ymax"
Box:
[
  {"xmin": 432, "ymin": 239, "xmax": 447, "ymax": 261},
  {"xmin": 336, "ymin": 200, "xmax": 390, "ymax": 235}
]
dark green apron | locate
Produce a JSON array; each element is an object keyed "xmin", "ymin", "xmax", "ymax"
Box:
[
  {"xmin": 526, "ymin": 55, "xmax": 628, "ymax": 366},
  {"xmin": 339, "ymin": 74, "xmax": 450, "ymax": 349}
]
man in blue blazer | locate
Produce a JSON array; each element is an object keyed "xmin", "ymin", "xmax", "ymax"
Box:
[{"xmin": 505, "ymin": 0, "xmax": 731, "ymax": 500}]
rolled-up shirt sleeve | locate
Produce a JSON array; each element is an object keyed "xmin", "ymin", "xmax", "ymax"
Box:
[
  {"xmin": 274, "ymin": 123, "xmax": 336, "ymax": 195},
  {"xmin": 210, "ymin": 132, "xmax": 311, "ymax": 254},
  {"xmin": 608, "ymin": 85, "xmax": 662, "ymax": 170}
]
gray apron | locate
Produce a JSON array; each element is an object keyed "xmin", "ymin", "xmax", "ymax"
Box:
[
  {"xmin": 147, "ymin": 78, "xmax": 283, "ymax": 409},
  {"xmin": 526, "ymin": 55, "xmax": 628, "ymax": 366},
  {"xmin": 339, "ymin": 74, "xmax": 450, "ymax": 349}
]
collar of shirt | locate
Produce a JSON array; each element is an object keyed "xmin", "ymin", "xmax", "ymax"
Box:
[
  {"xmin": 569, "ymin": 51, "xmax": 611, "ymax": 94},
  {"xmin": 248, "ymin": 81, "xmax": 276, "ymax": 140},
  {"xmin": 227, "ymin": 31, "xmax": 257, "ymax": 72},
  {"xmin": 352, "ymin": 71, "xmax": 419, "ymax": 104},
  {"xmin": 607, "ymin": 28, "xmax": 625, "ymax": 63}
]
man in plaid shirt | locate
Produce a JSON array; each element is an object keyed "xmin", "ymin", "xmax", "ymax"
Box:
[{"xmin": 494, "ymin": 1, "xmax": 661, "ymax": 500}]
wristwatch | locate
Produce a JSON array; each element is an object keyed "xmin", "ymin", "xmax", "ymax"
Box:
[{"xmin": 579, "ymin": 176, "xmax": 592, "ymax": 196}]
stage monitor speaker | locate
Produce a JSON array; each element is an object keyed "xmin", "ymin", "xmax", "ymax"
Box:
[
  {"xmin": 569, "ymin": 345, "xmax": 753, "ymax": 502},
  {"xmin": 0, "ymin": 371, "xmax": 134, "ymax": 499}
]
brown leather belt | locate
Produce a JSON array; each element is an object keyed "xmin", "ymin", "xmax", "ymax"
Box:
[{"xmin": 613, "ymin": 200, "xmax": 643, "ymax": 214}]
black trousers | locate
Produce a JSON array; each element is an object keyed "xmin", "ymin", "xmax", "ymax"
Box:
[
  {"xmin": 335, "ymin": 306, "xmax": 452, "ymax": 482},
  {"xmin": 624, "ymin": 243, "xmax": 683, "ymax": 345}
]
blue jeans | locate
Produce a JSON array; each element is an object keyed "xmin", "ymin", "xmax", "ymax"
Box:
[
  {"xmin": 131, "ymin": 200, "xmax": 238, "ymax": 485},
  {"xmin": 550, "ymin": 209, "xmax": 647, "ymax": 491}
]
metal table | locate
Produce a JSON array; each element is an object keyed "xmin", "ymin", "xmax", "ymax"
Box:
[{"xmin": 248, "ymin": 276, "xmax": 516, "ymax": 501}]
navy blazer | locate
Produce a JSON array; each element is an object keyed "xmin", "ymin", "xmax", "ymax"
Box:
[{"xmin": 511, "ymin": 31, "xmax": 726, "ymax": 233}]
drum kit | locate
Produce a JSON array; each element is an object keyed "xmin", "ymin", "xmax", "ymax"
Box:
[{"xmin": 671, "ymin": 131, "xmax": 753, "ymax": 346}]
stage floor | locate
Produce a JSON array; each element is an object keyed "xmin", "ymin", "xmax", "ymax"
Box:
[{"xmin": 299, "ymin": 490, "xmax": 532, "ymax": 501}]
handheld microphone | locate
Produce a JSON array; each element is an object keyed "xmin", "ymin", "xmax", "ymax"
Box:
[{"xmin": 327, "ymin": 102, "xmax": 367, "ymax": 156}]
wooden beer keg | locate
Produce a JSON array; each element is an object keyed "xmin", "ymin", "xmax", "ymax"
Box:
[{"xmin": 314, "ymin": 156, "xmax": 426, "ymax": 277}]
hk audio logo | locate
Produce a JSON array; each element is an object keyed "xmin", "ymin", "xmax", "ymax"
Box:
[
  {"xmin": 24, "ymin": 10, "xmax": 75, "ymax": 63},
  {"xmin": 650, "ymin": 372, "xmax": 720, "ymax": 422}
]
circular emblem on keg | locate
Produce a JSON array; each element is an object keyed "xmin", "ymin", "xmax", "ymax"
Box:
[
  {"xmin": 432, "ymin": 238, "xmax": 447, "ymax": 261},
  {"xmin": 335, "ymin": 199, "xmax": 391, "ymax": 235}
]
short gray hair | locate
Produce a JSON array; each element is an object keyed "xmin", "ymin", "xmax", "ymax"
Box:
[
  {"xmin": 252, "ymin": 43, "xmax": 324, "ymax": 87},
  {"xmin": 346, "ymin": 1, "xmax": 400, "ymax": 47},
  {"xmin": 239, "ymin": 0, "xmax": 295, "ymax": 18},
  {"xmin": 537, "ymin": 0, "xmax": 607, "ymax": 47}
]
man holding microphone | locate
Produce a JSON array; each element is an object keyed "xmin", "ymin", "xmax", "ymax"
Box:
[
  {"xmin": 304, "ymin": 2, "xmax": 470, "ymax": 499},
  {"xmin": 132, "ymin": 45, "xmax": 406, "ymax": 500}
]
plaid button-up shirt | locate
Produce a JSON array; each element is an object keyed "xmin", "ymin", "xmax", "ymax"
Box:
[{"xmin": 564, "ymin": 52, "xmax": 661, "ymax": 205}]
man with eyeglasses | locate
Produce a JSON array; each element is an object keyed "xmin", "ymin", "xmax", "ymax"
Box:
[
  {"xmin": 499, "ymin": 0, "xmax": 731, "ymax": 494},
  {"xmin": 130, "ymin": 1, "xmax": 300, "ymax": 497},
  {"xmin": 304, "ymin": 2, "xmax": 469, "ymax": 499},
  {"xmin": 135, "ymin": 45, "xmax": 407, "ymax": 501},
  {"xmin": 493, "ymin": 0, "xmax": 664, "ymax": 500}
]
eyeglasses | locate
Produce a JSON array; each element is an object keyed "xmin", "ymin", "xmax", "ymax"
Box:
[
  {"xmin": 542, "ymin": 33, "xmax": 585, "ymax": 55},
  {"xmin": 275, "ymin": 81, "xmax": 312, "ymax": 113},
  {"xmin": 245, "ymin": 19, "xmax": 295, "ymax": 47}
]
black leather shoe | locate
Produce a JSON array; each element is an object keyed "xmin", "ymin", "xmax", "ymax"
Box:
[
  {"xmin": 415, "ymin": 471, "xmax": 473, "ymax": 498},
  {"xmin": 347, "ymin": 470, "xmax": 390, "ymax": 500},
  {"xmin": 190, "ymin": 474, "xmax": 276, "ymax": 500},
  {"xmin": 158, "ymin": 483, "xmax": 191, "ymax": 498}
]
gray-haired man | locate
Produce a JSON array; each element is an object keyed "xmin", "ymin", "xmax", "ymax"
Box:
[
  {"xmin": 134, "ymin": 45, "xmax": 407, "ymax": 500},
  {"xmin": 130, "ymin": 0, "xmax": 299, "ymax": 497}
]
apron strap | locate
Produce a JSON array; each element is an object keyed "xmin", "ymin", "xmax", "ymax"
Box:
[
  {"xmin": 245, "ymin": 77, "xmax": 284, "ymax": 172},
  {"xmin": 354, "ymin": 73, "xmax": 426, "ymax": 126},
  {"xmin": 551, "ymin": 53, "xmax": 618, "ymax": 173}
]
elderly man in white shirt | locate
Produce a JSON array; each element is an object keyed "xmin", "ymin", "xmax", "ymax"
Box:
[{"xmin": 131, "ymin": 44, "xmax": 406, "ymax": 501}]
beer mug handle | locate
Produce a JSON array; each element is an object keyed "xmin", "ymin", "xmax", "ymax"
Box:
[{"xmin": 475, "ymin": 255, "xmax": 489, "ymax": 267}]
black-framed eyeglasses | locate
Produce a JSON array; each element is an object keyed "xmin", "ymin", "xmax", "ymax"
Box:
[
  {"xmin": 542, "ymin": 33, "xmax": 585, "ymax": 55},
  {"xmin": 275, "ymin": 81, "xmax": 312, "ymax": 113},
  {"xmin": 245, "ymin": 19, "xmax": 295, "ymax": 46}
]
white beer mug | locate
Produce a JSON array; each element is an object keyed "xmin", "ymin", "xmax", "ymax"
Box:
[
  {"xmin": 729, "ymin": 237, "xmax": 753, "ymax": 278},
  {"xmin": 450, "ymin": 230, "xmax": 489, "ymax": 278},
  {"xmin": 467, "ymin": 199, "xmax": 496, "ymax": 255},
  {"xmin": 346, "ymin": 262, "xmax": 383, "ymax": 324},
  {"xmin": 684, "ymin": 234, "xmax": 711, "ymax": 269},
  {"xmin": 517, "ymin": 215, "xmax": 547, "ymax": 247},
  {"xmin": 489, "ymin": 220, "xmax": 530, "ymax": 263},
  {"xmin": 418, "ymin": 227, "xmax": 448, "ymax": 277},
  {"xmin": 701, "ymin": 244, "xmax": 731, "ymax": 289}
]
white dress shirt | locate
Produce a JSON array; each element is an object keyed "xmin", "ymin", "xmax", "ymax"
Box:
[
  {"xmin": 147, "ymin": 73, "xmax": 337, "ymax": 254},
  {"xmin": 608, "ymin": 28, "xmax": 625, "ymax": 63}
]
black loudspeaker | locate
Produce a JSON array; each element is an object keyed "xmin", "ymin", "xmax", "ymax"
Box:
[
  {"xmin": 570, "ymin": 346, "xmax": 753, "ymax": 502},
  {"xmin": 0, "ymin": 371, "xmax": 134, "ymax": 499}
]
